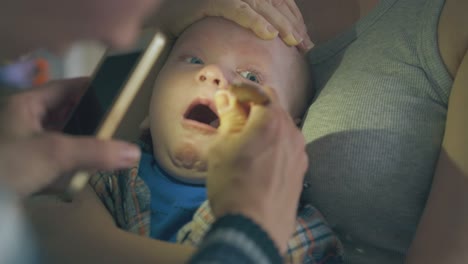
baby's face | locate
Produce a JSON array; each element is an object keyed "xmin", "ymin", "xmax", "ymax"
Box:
[{"xmin": 149, "ymin": 17, "xmax": 307, "ymax": 182}]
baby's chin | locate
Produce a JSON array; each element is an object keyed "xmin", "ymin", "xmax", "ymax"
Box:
[
  {"xmin": 173, "ymin": 142, "xmax": 207, "ymax": 170},
  {"xmin": 159, "ymin": 142, "xmax": 208, "ymax": 183}
]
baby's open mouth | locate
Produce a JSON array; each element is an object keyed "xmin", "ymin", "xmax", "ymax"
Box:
[{"xmin": 184, "ymin": 100, "xmax": 220, "ymax": 129}]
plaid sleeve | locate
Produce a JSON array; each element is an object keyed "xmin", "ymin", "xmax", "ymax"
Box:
[
  {"xmin": 89, "ymin": 167, "xmax": 152, "ymax": 237},
  {"xmin": 89, "ymin": 170, "xmax": 123, "ymax": 222},
  {"xmin": 286, "ymin": 204, "xmax": 344, "ymax": 264},
  {"xmin": 177, "ymin": 200, "xmax": 214, "ymax": 245},
  {"xmin": 177, "ymin": 202, "xmax": 343, "ymax": 264}
]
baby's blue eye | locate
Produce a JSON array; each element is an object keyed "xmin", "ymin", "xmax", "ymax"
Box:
[
  {"xmin": 185, "ymin": 56, "xmax": 204, "ymax": 65},
  {"xmin": 240, "ymin": 71, "xmax": 260, "ymax": 83}
]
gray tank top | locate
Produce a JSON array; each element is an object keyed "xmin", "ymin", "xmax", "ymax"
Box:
[{"xmin": 301, "ymin": 0, "xmax": 452, "ymax": 263}]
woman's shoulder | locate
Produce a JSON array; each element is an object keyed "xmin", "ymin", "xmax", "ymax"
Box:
[{"xmin": 438, "ymin": 0, "xmax": 468, "ymax": 77}]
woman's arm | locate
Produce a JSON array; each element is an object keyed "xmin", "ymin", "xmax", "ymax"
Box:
[
  {"xmin": 25, "ymin": 186, "xmax": 195, "ymax": 264},
  {"xmin": 406, "ymin": 0, "xmax": 468, "ymax": 262}
]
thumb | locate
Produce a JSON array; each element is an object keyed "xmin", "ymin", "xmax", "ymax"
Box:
[
  {"xmin": 39, "ymin": 77, "xmax": 90, "ymax": 130},
  {"xmin": 4, "ymin": 133, "xmax": 140, "ymax": 197},
  {"xmin": 42, "ymin": 135, "xmax": 141, "ymax": 196},
  {"xmin": 215, "ymin": 91, "xmax": 249, "ymax": 134},
  {"xmin": 38, "ymin": 77, "xmax": 90, "ymax": 110},
  {"xmin": 54, "ymin": 135, "xmax": 141, "ymax": 172}
]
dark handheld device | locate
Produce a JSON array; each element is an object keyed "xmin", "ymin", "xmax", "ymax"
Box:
[{"xmin": 62, "ymin": 30, "xmax": 166, "ymax": 200}]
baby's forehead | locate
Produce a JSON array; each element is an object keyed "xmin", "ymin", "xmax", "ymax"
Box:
[
  {"xmin": 175, "ymin": 17, "xmax": 295, "ymax": 58},
  {"xmin": 177, "ymin": 17, "xmax": 254, "ymax": 41}
]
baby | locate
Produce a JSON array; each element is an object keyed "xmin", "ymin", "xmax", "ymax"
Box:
[{"xmin": 91, "ymin": 17, "xmax": 342, "ymax": 263}]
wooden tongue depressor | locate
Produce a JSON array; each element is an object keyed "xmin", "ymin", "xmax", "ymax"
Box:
[{"xmin": 228, "ymin": 83, "xmax": 271, "ymax": 106}]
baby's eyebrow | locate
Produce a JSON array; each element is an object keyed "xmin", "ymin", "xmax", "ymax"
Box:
[
  {"xmin": 237, "ymin": 45, "xmax": 273, "ymax": 64},
  {"xmin": 173, "ymin": 43, "xmax": 203, "ymax": 55}
]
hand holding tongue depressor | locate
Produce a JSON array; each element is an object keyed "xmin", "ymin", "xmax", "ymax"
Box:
[{"xmin": 215, "ymin": 83, "xmax": 271, "ymax": 134}]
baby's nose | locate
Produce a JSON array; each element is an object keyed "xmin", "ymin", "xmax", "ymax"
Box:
[{"xmin": 196, "ymin": 65, "xmax": 227, "ymax": 89}]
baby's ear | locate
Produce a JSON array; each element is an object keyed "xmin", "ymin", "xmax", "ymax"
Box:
[{"xmin": 139, "ymin": 116, "xmax": 150, "ymax": 131}]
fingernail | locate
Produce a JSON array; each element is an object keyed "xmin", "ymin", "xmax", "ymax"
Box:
[
  {"xmin": 303, "ymin": 38, "xmax": 315, "ymax": 50},
  {"xmin": 284, "ymin": 32, "xmax": 303, "ymax": 46},
  {"xmin": 266, "ymin": 24, "xmax": 279, "ymax": 36},
  {"xmin": 298, "ymin": 40, "xmax": 314, "ymax": 53},
  {"xmin": 215, "ymin": 91, "xmax": 230, "ymax": 113},
  {"xmin": 120, "ymin": 145, "xmax": 141, "ymax": 165}
]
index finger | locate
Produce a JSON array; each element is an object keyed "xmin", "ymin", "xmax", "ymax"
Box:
[
  {"xmin": 37, "ymin": 77, "xmax": 90, "ymax": 130},
  {"xmin": 209, "ymin": 0, "xmax": 280, "ymax": 40},
  {"xmin": 243, "ymin": 0, "xmax": 303, "ymax": 46},
  {"xmin": 229, "ymin": 83, "xmax": 271, "ymax": 105},
  {"xmin": 37, "ymin": 77, "xmax": 90, "ymax": 109},
  {"xmin": 235, "ymin": 88, "xmax": 282, "ymax": 142}
]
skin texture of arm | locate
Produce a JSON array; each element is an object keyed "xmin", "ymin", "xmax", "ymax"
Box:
[
  {"xmin": 25, "ymin": 186, "xmax": 195, "ymax": 264},
  {"xmin": 405, "ymin": 0, "xmax": 468, "ymax": 262}
]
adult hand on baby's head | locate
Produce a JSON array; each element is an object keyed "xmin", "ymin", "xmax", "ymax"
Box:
[
  {"xmin": 0, "ymin": 79, "xmax": 140, "ymax": 197},
  {"xmin": 206, "ymin": 87, "xmax": 308, "ymax": 254},
  {"xmin": 149, "ymin": 0, "xmax": 313, "ymax": 52}
]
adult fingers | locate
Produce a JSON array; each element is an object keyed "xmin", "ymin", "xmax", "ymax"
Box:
[
  {"xmin": 209, "ymin": 0, "xmax": 281, "ymax": 40},
  {"xmin": 38, "ymin": 77, "xmax": 90, "ymax": 129},
  {"xmin": 237, "ymin": 102, "xmax": 278, "ymax": 148},
  {"xmin": 43, "ymin": 133, "xmax": 141, "ymax": 173},
  {"xmin": 246, "ymin": 0, "xmax": 313, "ymax": 49},
  {"xmin": 36, "ymin": 77, "xmax": 90, "ymax": 109},
  {"xmin": 214, "ymin": 91, "xmax": 249, "ymax": 135},
  {"xmin": 278, "ymin": 1, "xmax": 314, "ymax": 51},
  {"xmin": 243, "ymin": 0, "xmax": 302, "ymax": 45},
  {"xmin": 284, "ymin": 0, "xmax": 303, "ymax": 21},
  {"xmin": 156, "ymin": 0, "xmax": 279, "ymax": 40},
  {"xmin": 219, "ymin": 86, "xmax": 280, "ymax": 145},
  {"xmin": 153, "ymin": 0, "xmax": 313, "ymax": 49},
  {"xmin": 40, "ymin": 134, "xmax": 142, "ymax": 196},
  {"xmin": 240, "ymin": 86, "xmax": 282, "ymax": 137},
  {"xmin": 0, "ymin": 92, "xmax": 40, "ymax": 137},
  {"xmin": 4, "ymin": 77, "xmax": 92, "ymax": 133},
  {"xmin": 274, "ymin": 0, "xmax": 314, "ymax": 51},
  {"xmin": 282, "ymin": 0, "xmax": 314, "ymax": 50},
  {"xmin": 1, "ymin": 133, "xmax": 140, "ymax": 197}
]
